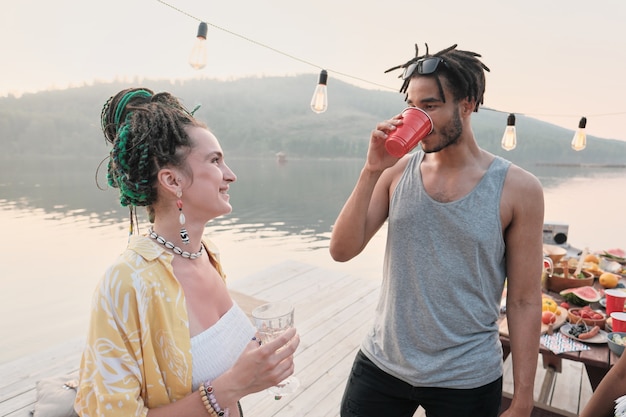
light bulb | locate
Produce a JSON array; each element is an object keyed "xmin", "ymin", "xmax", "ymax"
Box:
[
  {"xmin": 310, "ymin": 70, "xmax": 328, "ymax": 114},
  {"xmin": 189, "ymin": 22, "xmax": 208, "ymax": 70},
  {"xmin": 571, "ymin": 117, "xmax": 587, "ymax": 151},
  {"xmin": 501, "ymin": 113, "xmax": 517, "ymax": 151}
]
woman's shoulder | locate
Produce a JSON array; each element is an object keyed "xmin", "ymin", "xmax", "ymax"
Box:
[
  {"xmin": 107, "ymin": 238, "xmax": 164, "ymax": 271},
  {"xmin": 98, "ymin": 236, "xmax": 174, "ymax": 289}
]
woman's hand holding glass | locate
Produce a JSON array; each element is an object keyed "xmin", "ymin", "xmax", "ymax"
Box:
[
  {"xmin": 217, "ymin": 326, "xmax": 299, "ymax": 404},
  {"xmin": 252, "ymin": 302, "xmax": 300, "ymax": 399}
]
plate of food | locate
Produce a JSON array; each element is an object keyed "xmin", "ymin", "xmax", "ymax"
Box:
[
  {"xmin": 541, "ymin": 306, "xmax": 568, "ymax": 334},
  {"xmin": 499, "ymin": 306, "xmax": 567, "ymax": 337},
  {"xmin": 560, "ymin": 323, "xmax": 608, "ymax": 344}
]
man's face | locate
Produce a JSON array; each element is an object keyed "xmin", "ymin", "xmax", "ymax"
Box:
[{"xmin": 405, "ymin": 76, "xmax": 464, "ymax": 153}]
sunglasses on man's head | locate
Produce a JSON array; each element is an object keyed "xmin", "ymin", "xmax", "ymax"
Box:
[{"xmin": 402, "ymin": 57, "xmax": 448, "ymax": 80}]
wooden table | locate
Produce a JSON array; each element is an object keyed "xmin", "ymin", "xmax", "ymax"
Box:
[
  {"xmin": 500, "ymin": 332, "xmax": 619, "ymax": 390},
  {"xmin": 498, "ymin": 289, "xmax": 620, "ymax": 416}
]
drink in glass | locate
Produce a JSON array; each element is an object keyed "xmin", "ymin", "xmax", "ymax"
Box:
[{"xmin": 251, "ymin": 301, "xmax": 299, "ymax": 399}]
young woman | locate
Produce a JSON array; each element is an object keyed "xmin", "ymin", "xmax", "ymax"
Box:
[{"xmin": 75, "ymin": 88, "xmax": 299, "ymax": 417}]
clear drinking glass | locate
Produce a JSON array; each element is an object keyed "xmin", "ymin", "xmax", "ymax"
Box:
[{"xmin": 251, "ymin": 301, "xmax": 299, "ymax": 399}]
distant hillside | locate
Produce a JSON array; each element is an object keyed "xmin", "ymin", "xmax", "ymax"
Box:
[{"xmin": 1, "ymin": 75, "xmax": 625, "ymax": 166}]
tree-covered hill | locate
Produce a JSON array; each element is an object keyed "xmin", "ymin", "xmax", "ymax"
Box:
[{"xmin": 1, "ymin": 75, "xmax": 625, "ymax": 166}]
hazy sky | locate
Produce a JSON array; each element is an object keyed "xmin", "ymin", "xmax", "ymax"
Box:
[{"xmin": 3, "ymin": 0, "xmax": 626, "ymax": 141}]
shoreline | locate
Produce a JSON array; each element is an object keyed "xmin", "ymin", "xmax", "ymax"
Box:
[{"xmin": 535, "ymin": 162, "xmax": 626, "ymax": 168}]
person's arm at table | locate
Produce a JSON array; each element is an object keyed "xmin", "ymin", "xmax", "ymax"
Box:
[
  {"xmin": 500, "ymin": 166, "xmax": 544, "ymax": 417},
  {"xmin": 580, "ymin": 352, "xmax": 626, "ymax": 417}
]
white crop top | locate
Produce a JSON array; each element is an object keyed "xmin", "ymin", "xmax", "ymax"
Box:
[{"xmin": 191, "ymin": 302, "xmax": 256, "ymax": 390}]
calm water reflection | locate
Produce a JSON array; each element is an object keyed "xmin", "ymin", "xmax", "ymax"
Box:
[{"xmin": 1, "ymin": 156, "xmax": 626, "ymax": 364}]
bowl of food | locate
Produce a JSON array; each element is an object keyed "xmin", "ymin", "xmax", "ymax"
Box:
[
  {"xmin": 607, "ymin": 332, "xmax": 626, "ymax": 356},
  {"xmin": 568, "ymin": 307, "xmax": 606, "ymax": 330},
  {"xmin": 543, "ymin": 244, "xmax": 567, "ymax": 265},
  {"xmin": 547, "ymin": 266, "xmax": 594, "ymax": 292},
  {"xmin": 566, "ymin": 256, "xmax": 604, "ymax": 278}
]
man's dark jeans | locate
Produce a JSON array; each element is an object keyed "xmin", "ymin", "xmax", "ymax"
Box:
[{"xmin": 340, "ymin": 350, "xmax": 502, "ymax": 417}]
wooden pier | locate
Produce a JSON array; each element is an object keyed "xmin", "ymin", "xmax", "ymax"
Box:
[{"xmin": 0, "ymin": 260, "xmax": 595, "ymax": 417}]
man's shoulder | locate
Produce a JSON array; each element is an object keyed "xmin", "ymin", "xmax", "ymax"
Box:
[
  {"xmin": 501, "ymin": 161, "xmax": 544, "ymax": 215},
  {"xmin": 504, "ymin": 161, "xmax": 542, "ymax": 190}
]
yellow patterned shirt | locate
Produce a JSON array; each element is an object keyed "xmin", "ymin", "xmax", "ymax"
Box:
[{"xmin": 75, "ymin": 234, "xmax": 226, "ymax": 417}]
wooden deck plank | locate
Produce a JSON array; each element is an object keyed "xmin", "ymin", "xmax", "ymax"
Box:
[
  {"xmin": 0, "ymin": 337, "xmax": 84, "ymax": 417},
  {"xmin": 578, "ymin": 371, "xmax": 593, "ymax": 415},
  {"xmin": 235, "ymin": 260, "xmax": 380, "ymax": 416},
  {"xmin": 550, "ymin": 360, "xmax": 584, "ymax": 414},
  {"xmin": 1, "ymin": 260, "xmax": 595, "ymax": 417},
  {"xmin": 228, "ymin": 261, "xmax": 317, "ymax": 298},
  {"xmin": 503, "ymin": 353, "xmax": 551, "ymax": 402}
]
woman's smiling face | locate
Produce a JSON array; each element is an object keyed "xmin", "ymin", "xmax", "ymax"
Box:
[{"xmin": 182, "ymin": 126, "xmax": 237, "ymax": 222}]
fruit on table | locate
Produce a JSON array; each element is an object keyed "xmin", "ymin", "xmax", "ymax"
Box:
[
  {"xmin": 584, "ymin": 261, "xmax": 601, "ymax": 274},
  {"xmin": 599, "ymin": 272, "xmax": 620, "ymax": 289},
  {"xmin": 568, "ymin": 321, "xmax": 600, "ymax": 339},
  {"xmin": 568, "ymin": 322, "xmax": 588, "ymax": 337},
  {"xmin": 570, "ymin": 305, "xmax": 604, "ymax": 320},
  {"xmin": 605, "ymin": 248, "xmax": 626, "ymax": 259},
  {"xmin": 542, "ymin": 311, "xmax": 556, "ymax": 325},
  {"xmin": 560, "ymin": 286, "xmax": 602, "ymax": 306},
  {"xmin": 542, "ymin": 298, "xmax": 558, "ymax": 313},
  {"xmin": 585, "ymin": 253, "xmax": 600, "ymax": 264}
]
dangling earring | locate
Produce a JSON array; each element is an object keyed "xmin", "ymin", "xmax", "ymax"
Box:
[{"xmin": 176, "ymin": 190, "xmax": 190, "ymax": 245}]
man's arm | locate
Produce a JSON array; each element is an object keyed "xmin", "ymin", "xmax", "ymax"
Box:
[
  {"xmin": 329, "ymin": 167, "xmax": 387, "ymax": 262},
  {"xmin": 329, "ymin": 118, "xmax": 404, "ymax": 262},
  {"xmin": 500, "ymin": 166, "xmax": 544, "ymax": 417}
]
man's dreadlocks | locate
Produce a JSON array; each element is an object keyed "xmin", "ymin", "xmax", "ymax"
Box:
[{"xmin": 385, "ymin": 44, "xmax": 490, "ymax": 112}]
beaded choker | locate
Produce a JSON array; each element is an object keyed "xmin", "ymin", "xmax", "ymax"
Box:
[{"xmin": 148, "ymin": 228, "xmax": 204, "ymax": 260}]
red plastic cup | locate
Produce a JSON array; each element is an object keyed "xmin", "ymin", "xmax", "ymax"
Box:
[
  {"xmin": 605, "ymin": 289, "xmax": 626, "ymax": 315},
  {"xmin": 385, "ymin": 107, "xmax": 433, "ymax": 158},
  {"xmin": 611, "ymin": 312, "xmax": 626, "ymax": 332}
]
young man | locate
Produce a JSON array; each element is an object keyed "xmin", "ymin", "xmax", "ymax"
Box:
[{"xmin": 330, "ymin": 44, "xmax": 544, "ymax": 417}]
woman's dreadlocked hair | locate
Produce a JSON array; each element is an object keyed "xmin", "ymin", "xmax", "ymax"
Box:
[
  {"xmin": 99, "ymin": 87, "xmax": 204, "ymax": 228},
  {"xmin": 385, "ymin": 43, "xmax": 490, "ymax": 112}
]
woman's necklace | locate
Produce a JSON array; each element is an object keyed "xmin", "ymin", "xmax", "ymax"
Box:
[{"xmin": 148, "ymin": 228, "xmax": 204, "ymax": 260}]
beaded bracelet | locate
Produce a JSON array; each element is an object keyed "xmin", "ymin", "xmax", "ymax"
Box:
[{"xmin": 199, "ymin": 381, "xmax": 229, "ymax": 417}]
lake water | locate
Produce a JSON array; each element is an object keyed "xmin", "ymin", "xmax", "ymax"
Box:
[{"xmin": 1, "ymin": 156, "xmax": 626, "ymax": 364}]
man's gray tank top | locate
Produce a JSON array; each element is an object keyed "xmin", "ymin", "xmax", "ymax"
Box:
[{"xmin": 361, "ymin": 151, "xmax": 511, "ymax": 389}]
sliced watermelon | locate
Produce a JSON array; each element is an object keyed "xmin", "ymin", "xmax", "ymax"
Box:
[
  {"xmin": 606, "ymin": 248, "xmax": 626, "ymax": 258},
  {"xmin": 560, "ymin": 286, "xmax": 602, "ymax": 306}
]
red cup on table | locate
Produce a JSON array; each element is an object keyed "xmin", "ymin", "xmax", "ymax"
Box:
[
  {"xmin": 385, "ymin": 107, "xmax": 433, "ymax": 158},
  {"xmin": 611, "ymin": 312, "xmax": 626, "ymax": 332},
  {"xmin": 605, "ymin": 289, "xmax": 626, "ymax": 315}
]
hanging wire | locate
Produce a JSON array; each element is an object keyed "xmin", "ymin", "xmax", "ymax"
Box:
[
  {"xmin": 156, "ymin": 0, "xmax": 626, "ymax": 124},
  {"xmin": 157, "ymin": 0, "xmax": 394, "ymax": 91}
]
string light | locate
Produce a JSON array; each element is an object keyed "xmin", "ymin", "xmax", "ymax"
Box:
[
  {"xmin": 157, "ymin": 0, "xmax": 393, "ymax": 91},
  {"xmin": 156, "ymin": 0, "xmax": 624, "ymax": 148},
  {"xmin": 500, "ymin": 113, "xmax": 517, "ymax": 151},
  {"xmin": 189, "ymin": 22, "xmax": 208, "ymax": 70},
  {"xmin": 498, "ymin": 112, "xmax": 591, "ymax": 151},
  {"xmin": 571, "ymin": 117, "xmax": 587, "ymax": 151},
  {"xmin": 310, "ymin": 70, "xmax": 328, "ymax": 114}
]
